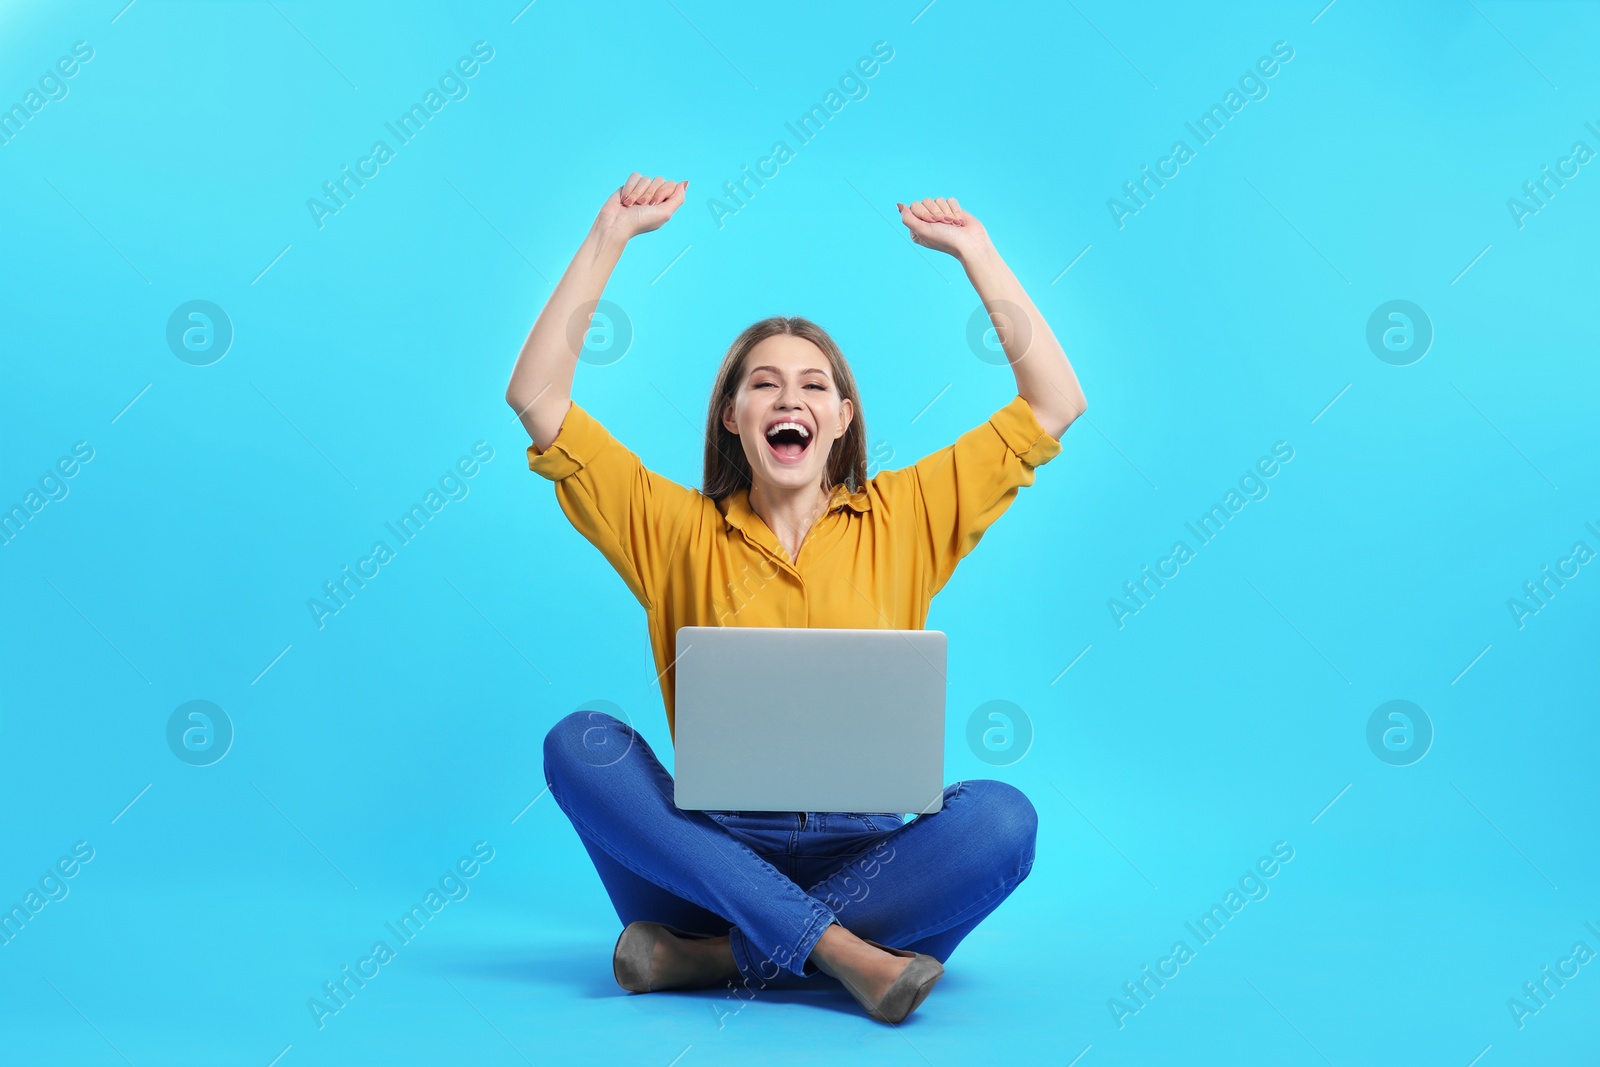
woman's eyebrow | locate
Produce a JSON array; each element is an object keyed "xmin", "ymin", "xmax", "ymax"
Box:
[{"xmin": 748, "ymin": 365, "xmax": 829, "ymax": 376}]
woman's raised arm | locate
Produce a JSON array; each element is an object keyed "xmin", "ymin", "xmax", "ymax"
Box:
[
  {"xmin": 896, "ymin": 198, "xmax": 1087, "ymax": 439},
  {"xmin": 506, "ymin": 173, "xmax": 689, "ymax": 451}
]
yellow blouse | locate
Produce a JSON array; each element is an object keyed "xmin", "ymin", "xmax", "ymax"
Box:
[{"xmin": 526, "ymin": 394, "xmax": 1063, "ymax": 740}]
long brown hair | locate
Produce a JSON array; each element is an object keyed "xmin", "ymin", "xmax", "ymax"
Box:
[{"xmin": 702, "ymin": 316, "xmax": 868, "ymax": 501}]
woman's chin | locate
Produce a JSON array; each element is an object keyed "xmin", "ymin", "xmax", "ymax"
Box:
[{"xmin": 754, "ymin": 458, "xmax": 818, "ymax": 488}]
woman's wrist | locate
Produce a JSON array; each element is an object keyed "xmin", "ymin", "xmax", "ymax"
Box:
[
  {"xmin": 958, "ymin": 241, "xmax": 1006, "ymax": 290},
  {"xmin": 581, "ymin": 216, "xmax": 633, "ymax": 269}
]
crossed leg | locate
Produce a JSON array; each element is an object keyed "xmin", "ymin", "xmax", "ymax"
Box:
[{"xmin": 544, "ymin": 710, "xmax": 1037, "ymax": 991}]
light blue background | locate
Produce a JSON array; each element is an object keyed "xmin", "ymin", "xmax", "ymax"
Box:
[{"xmin": 2, "ymin": 1, "xmax": 1596, "ymax": 1064}]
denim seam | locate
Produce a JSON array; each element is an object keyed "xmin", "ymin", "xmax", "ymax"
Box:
[
  {"xmin": 548, "ymin": 782, "xmax": 820, "ymax": 913},
  {"xmin": 547, "ymin": 781, "xmax": 836, "ymax": 975},
  {"xmin": 805, "ymin": 780, "xmax": 1034, "ymax": 947},
  {"xmin": 727, "ymin": 901, "xmax": 835, "ymax": 983},
  {"xmin": 886, "ymin": 854, "xmax": 1032, "ymax": 947}
]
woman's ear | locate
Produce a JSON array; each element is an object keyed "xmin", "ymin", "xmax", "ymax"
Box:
[
  {"xmin": 836, "ymin": 396, "xmax": 853, "ymax": 438},
  {"xmin": 721, "ymin": 396, "xmax": 739, "ymax": 435}
]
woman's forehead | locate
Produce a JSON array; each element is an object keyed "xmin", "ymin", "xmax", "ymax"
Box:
[{"xmin": 746, "ymin": 334, "xmax": 828, "ymax": 370}]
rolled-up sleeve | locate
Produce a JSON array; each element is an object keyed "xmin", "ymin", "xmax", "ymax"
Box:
[
  {"xmin": 526, "ymin": 400, "xmax": 700, "ymax": 610},
  {"xmin": 875, "ymin": 394, "xmax": 1063, "ymax": 597}
]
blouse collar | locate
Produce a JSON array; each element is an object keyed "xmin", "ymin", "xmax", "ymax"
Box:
[{"xmin": 718, "ymin": 481, "xmax": 871, "ymax": 533}]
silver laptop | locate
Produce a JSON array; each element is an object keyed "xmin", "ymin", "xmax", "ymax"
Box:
[{"xmin": 671, "ymin": 626, "xmax": 947, "ymax": 816}]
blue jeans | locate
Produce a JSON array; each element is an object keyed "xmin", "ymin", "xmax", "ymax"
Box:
[{"xmin": 542, "ymin": 710, "xmax": 1038, "ymax": 988}]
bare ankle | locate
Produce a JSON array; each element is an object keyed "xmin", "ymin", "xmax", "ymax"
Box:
[{"xmin": 811, "ymin": 924, "xmax": 894, "ymax": 974}]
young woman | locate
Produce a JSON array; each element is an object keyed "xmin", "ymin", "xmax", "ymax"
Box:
[{"xmin": 507, "ymin": 173, "xmax": 1086, "ymax": 1024}]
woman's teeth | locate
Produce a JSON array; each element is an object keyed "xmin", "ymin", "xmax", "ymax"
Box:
[{"xmin": 765, "ymin": 421, "xmax": 812, "ymax": 463}]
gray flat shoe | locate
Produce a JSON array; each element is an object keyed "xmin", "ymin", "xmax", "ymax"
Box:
[
  {"xmin": 849, "ymin": 938, "xmax": 944, "ymax": 1024},
  {"xmin": 612, "ymin": 921, "xmax": 713, "ymax": 993}
]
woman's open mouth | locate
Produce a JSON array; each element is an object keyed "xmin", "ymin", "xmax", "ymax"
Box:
[{"xmin": 764, "ymin": 421, "xmax": 813, "ymax": 465}]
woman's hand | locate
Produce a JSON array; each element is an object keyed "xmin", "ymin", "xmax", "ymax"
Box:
[
  {"xmin": 597, "ymin": 173, "xmax": 689, "ymax": 240},
  {"xmin": 896, "ymin": 197, "xmax": 993, "ymax": 262}
]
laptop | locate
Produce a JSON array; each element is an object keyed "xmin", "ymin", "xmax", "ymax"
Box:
[{"xmin": 671, "ymin": 625, "xmax": 947, "ymax": 816}]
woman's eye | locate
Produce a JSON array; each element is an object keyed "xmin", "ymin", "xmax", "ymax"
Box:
[{"xmin": 806, "ymin": 383, "xmax": 826, "ymax": 390}]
